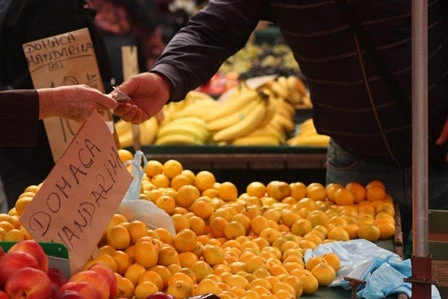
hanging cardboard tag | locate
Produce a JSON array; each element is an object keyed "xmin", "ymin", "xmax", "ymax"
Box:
[
  {"xmin": 19, "ymin": 112, "xmax": 133, "ymax": 274},
  {"xmin": 121, "ymin": 45, "xmax": 142, "ymax": 150},
  {"xmin": 22, "ymin": 28, "xmax": 114, "ymax": 161}
]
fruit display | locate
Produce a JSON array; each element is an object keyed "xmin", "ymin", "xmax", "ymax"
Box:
[
  {"xmin": 0, "ymin": 150, "xmax": 397, "ymax": 299},
  {"xmin": 115, "ymin": 76, "xmax": 319, "ymax": 148}
]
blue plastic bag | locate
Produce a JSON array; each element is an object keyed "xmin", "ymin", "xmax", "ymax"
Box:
[
  {"xmin": 304, "ymin": 239, "xmax": 441, "ymax": 299},
  {"xmin": 116, "ymin": 151, "xmax": 175, "ymax": 235}
]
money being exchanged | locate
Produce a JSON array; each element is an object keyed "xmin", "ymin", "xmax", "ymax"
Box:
[{"xmin": 111, "ymin": 86, "xmax": 131, "ymax": 102}]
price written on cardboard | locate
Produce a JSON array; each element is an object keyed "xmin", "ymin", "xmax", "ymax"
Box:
[{"xmin": 20, "ymin": 112, "xmax": 132, "ymax": 273}]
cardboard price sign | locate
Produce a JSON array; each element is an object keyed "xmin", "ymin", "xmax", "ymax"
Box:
[
  {"xmin": 20, "ymin": 112, "xmax": 132, "ymax": 274},
  {"xmin": 23, "ymin": 27, "xmax": 112, "ymax": 161}
]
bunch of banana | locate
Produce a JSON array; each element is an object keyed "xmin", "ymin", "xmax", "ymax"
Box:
[
  {"xmin": 286, "ymin": 118, "xmax": 330, "ymax": 147},
  {"xmin": 114, "ymin": 116, "xmax": 159, "ymax": 148},
  {"xmin": 154, "ymin": 116, "xmax": 211, "ymax": 145},
  {"xmin": 260, "ymin": 75, "xmax": 312, "ymax": 108},
  {"xmin": 204, "ymin": 83, "xmax": 273, "ymax": 143},
  {"xmin": 161, "ymin": 90, "xmax": 218, "ymax": 121}
]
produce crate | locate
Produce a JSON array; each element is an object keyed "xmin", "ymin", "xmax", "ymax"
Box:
[{"xmin": 429, "ymin": 209, "xmax": 448, "ymax": 298}]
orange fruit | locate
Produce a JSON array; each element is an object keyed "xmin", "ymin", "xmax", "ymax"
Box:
[
  {"xmin": 321, "ymin": 253, "xmax": 341, "ymax": 271},
  {"xmin": 167, "ymin": 279, "xmax": 193, "ymax": 299},
  {"xmin": 366, "ymin": 186, "xmax": 387, "ymax": 201},
  {"xmin": 289, "ymin": 182, "xmax": 307, "ymax": 200},
  {"xmin": 333, "ymin": 188, "xmax": 355, "ymax": 206},
  {"xmin": 224, "ymin": 221, "xmax": 246, "ymax": 240},
  {"xmin": 145, "ymin": 160, "xmax": 164, "ymax": 177},
  {"xmin": 170, "ymin": 174, "xmax": 192, "ymax": 190},
  {"xmin": 305, "ymin": 256, "xmax": 327, "ymax": 271},
  {"xmin": 111, "ymin": 250, "xmax": 133, "ymax": 275},
  {"xmin": 202, "ymin": 244, "xmax": 224, "ymax": 266},
  {"xmin": 306, "ymin": 183, "xmax": 327, "ymax": 201},
  {"xmin": 250, "ymin": 215, "xmax": 270, "ymax": 235},
  {"xmin": 171, "ymin": 214, "xmax": 190, "ymax": 233},
  {"xmin": 134, "ymin": 240, "xmax": 159, "ymax": 268},
  {"xmin": 300, "ymin": 272, "xmax": 319, "ymax": 295},
  {"xmin": 176, "ymin": 185, "xmax": 200, "ymax": 208},
  {"xmin": 357, "ymin": 223, "xmax": 381, "ymax": 242},
  {"xmin": 266, "ymin": 180, "xmax": 291, "ymax": 200},
  {"xmin": 134, "ymin": 281, "xmax": 159, "ymax": 299},
  {"xmin": 246, "ymin": 181, "xmax": 267, "ymax": 198},
  {"xmin": 208, "ymin": 216, "xmax": 228, "ymax": 238},
  {"xmin": 191, "ymin": 260, "xmax": 213, "ymax": 282},
  {"xmin": 163, "ymin": 159, "xmax": 183, "ymax": 179},
  {"xmin": 188, "ymin": 215, "xmax": 206, "ymax": 235},
  {"xmin": 218, "ymin": 182, "xmax": 238, "ymax": 201},
  {"xmin": 115, "ymin": 274, "xmax": 135, "ymax": 298},
  {"xmin": 311, "ymin": 262, "xmax": 336, "ymax": 286},
  {"xmin": 153, "ymin": 195, "xmax": 175, "ymax": 215},
  {"xmin": 345, "ymin": 182, "xmax": 366, "ymax": 203},
  {"xmin": 194, "ymin": 170, "xmax": 216, "ymax": 191},
  {"xmin": 124, "ymin": 262, "xmax": 146, "ymax": 286},
  {"xmin": 190, "ymin": 198, "xmax": 213, "ymax": 220},
  {"xmin": 118, "ymin": 149, "xmax": 133, "ymax": 163},
  {"xmin": 366, "ymin": 180, "xmax": 386, "ymax": 190},
  {"xmin": 327, "ymin": 225, "xmax": 350, "ymax": 242},
  {"xmin": 307, "ymin": 210, "xmax": 330, "ymax": 227},
  {"xmin": 151, "ymin": 173, "xmax": 170, "ymax": 188},
  {"xmin": 127, "ymin": 220, "xmax": 149, "ymax": 244},
  {"xmin": 150, "ymin": 265, "xmax": 173, "ymax": 289},
  {"xmin": 107, "ymin": 225, "xmax": 131, "ymax": 250},
  {"xmin": 325, "ymin": 183, "xmax": 344, "ymax": 201},
  {"xmin": 173, "ymin": 228, "xmax": 198, "ymax": 252},
  {"xmin": 137, "ymin": 270, "xmax": 164, "ymax": 290},
  {"xmin": 376, "ymin": 221, "xmax": 396, "ymax": 240},
  {"xmin": 158, "ymin": 244, "xmax": 180, "ymax": 266}
]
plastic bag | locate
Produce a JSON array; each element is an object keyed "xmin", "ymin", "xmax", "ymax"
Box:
[
  {"xmin": 116, "ymin": 150, "xmax": 176, "ymax": 236},
  {"xmin": 304, "ymin": 239, "xmax": 441, "ymax": 299}
]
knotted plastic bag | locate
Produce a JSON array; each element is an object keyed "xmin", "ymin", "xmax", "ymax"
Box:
[{"xmin": 116, "ymin": 150, "xmax": 175, "ymax": 235}]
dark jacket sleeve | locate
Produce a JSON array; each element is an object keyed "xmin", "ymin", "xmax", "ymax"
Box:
[
  {"xmin": 151, "ymin": 0, "xmax": 271, "ymax": 101},
  {"xmin": 0, "ymin": 89, "xmax": 40, "ymax": 146}
]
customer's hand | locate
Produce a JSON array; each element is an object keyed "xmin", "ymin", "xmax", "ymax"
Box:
[
  {"xmin": 113, "ymin": 72, "xmax": 171, "ymax": 124},
  {"xmin": 38, "ymin": 85, "xmax": 119, "ymax": 122}
]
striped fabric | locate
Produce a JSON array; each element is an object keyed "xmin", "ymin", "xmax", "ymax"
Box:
[{"xmin": 151, "ymin": 0, "xmax": 448, "ymax": 165}]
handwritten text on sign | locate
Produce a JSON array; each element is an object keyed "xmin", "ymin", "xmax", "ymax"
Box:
[
  {"xmin": 23, "ymin": 28, "xmax": 109, "ymax": 162},
  {"xmin": 20, "ymin": 112, "xmax": 132, "ymax": 273}
]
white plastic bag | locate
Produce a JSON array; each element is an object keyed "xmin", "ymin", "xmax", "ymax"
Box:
[{"xmin": 116, "ymin": 151, "xmax": 175, "ymax": 235}]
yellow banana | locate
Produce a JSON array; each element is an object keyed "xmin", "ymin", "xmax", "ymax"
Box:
[
  {"xmin": 183, "ymin": 90, "xmax": 215, "ymax": 104},
  {"xmin": 161, "ymin": 116, "xmax": 207, "ymax": 130},
  {"xmin": 115, "ymin": 119, "xmax": 133, "ymax": 148},
  {"xmin": 213, "ymin": 100, "xmax": 267, "ymax": 142},
  {"xmin": 257, "ymin": 98, "xmax": 277, "ymax": 128},
  {"xmin": 231, "ymin": 135, "xmax": 280, "ymax": 146},
  {"xmin": 155, "ymin": 134, "xmax": 204, "ymax": 146},
  {"xmin": 157, "ymin": 123, "xmax": 208, "ymax": 143},
  {"xmin": 206, "ymin": 98, "xmax": 261, "ymax": 132},
  {"xmin": 202, "ymin": 85, "xmax": 261, "ymax": 122},
  {"xmin": 287, "ymin": 134, "xmax": 330, "ymax": 147},
  {"xmin": 269, "ymin": 79, "xmax": 290, "ymax": 99},
  {"xmin": 272, "ymin": 113, "xmax": 295, "ymax": 133},
  {"xmin": 173, "ymin": 100, "xmax": 218, "ymax": 119},
  {"xmin": 139, "ymin": 116, "xmax": 159, "ymax": 145}
]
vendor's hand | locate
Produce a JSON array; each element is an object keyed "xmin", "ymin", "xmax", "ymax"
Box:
[
  {"xmin": 38, "ymin": 85, "xmax": 119, "ymax": 122},
  {"xmin": 436, "ymin": 117, "xmax": 448, "ymax": 145},
  {"xmin": 113, "ymin": 72, "xmax": 171, "ymax": 124}
]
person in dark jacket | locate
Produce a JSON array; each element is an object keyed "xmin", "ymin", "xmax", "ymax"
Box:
[
  {"xmin": 0, "ymin": 85, "xmax": 118, "ymax": 147},
  {"xmin": 113, "ymin": 0, "xmax": 448, "ymax": 248}
]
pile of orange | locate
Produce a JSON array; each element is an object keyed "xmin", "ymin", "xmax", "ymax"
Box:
[{"xmin": 0, "ymin": 149, "xmax": 397, "ymax": 299}]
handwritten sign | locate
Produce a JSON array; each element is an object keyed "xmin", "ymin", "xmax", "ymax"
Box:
[
  {"xmin": 23, "ymin": 28, "xmax": 113, "ymax": 161},
  {"xmin": 20, "ymin": 112, "xmax": 132, "ymax": 274}
]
